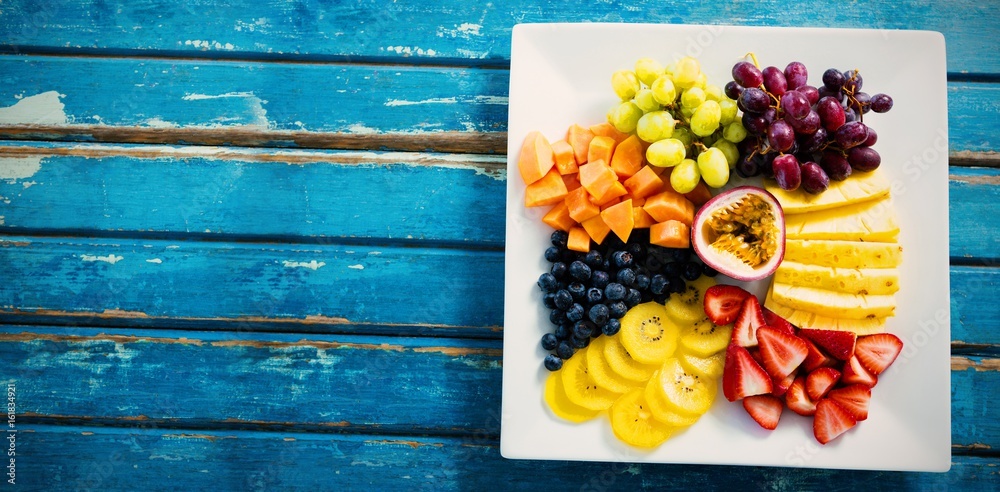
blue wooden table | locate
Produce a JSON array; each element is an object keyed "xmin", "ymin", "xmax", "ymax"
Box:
[{"xmin": 1, "ymin": 2, "xmax": 998, "ymax": 490}]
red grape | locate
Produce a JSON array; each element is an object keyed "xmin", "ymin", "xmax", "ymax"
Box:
[
  {"xmin": 732, "ymin": 61, "xmax": 763, "ymax": 88},
  {"xmin": 762, "ymin": 66, "xmax": 787, "ymax": 96},
  {"xmin": 816, "ymin": 96, "xmax": 846, "ymax": 131},
  {"xmin": 835, "ymin": 121, "xmax": 869, "ymax": 149},
  {"xmin": 800, "ymin": 162, "xmax": 830, "ymax": 194},
  {"xmin": 767, "ymin": 120, "xmax": 796, "ymax": 152},
  {"xmin": 847, "ymin": 146, "xmax": 881, "ymax": 172},
  {"xmin": 784, "ymin": 62, "xmax": 809, "ymax": 89},
  {"xmin": 772, "ymin": 154, "xmax": 802, "ymax": 191},
  {"xmin": 871, "ymin": 93, "xmax": 893, "ymax": 113},
  {"xmin": 820, "ymin": 151, "xmax": 853, "ymax": 181}
]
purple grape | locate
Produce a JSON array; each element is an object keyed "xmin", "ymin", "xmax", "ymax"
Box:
[
  {"xmin": 737, "ymin": 137, "xmax": 759, "ymax": 155},
  {"xmin": 762, "ymin": 66, "xmax": 787, "ymax": 96},
  {"xmin": 800, "ymin": 162, "xmax": 830, "ymax": 194},
  {"xmin": 816, "ymin": 96, "xmax": 846, "ymax": 131},
  {"xmin": 767, "ymin": 120, "xmax": 796, "ymax": 152},
  {"xmin": 742, "ymin": 113, "xmax": 769, "ymax": 136},
  {"xmin": 786, "ymin": 110, "xmax": 821, "ymax": 135},
  {"xmin": 864, "ymin": 126, "xmax": 878, "ymax": 146},
  {"xmin": 760, "ymin": 152, "xmax": 776, "ymax": 178},
  {"xmin": 817, "ymin": 86, "xmax": 844, "ymax": 103},
  {"xmin": 848, "ymin": 146, "xmax": 881, "ymax": 172},
  {"xmin": 821, "ymin": 151, "xmax": 853, "ymax": 181},
  {"xmin": 735, "ymin": 154, "xmax": 761, "ymax": 178},
  {"xmin": 844, "ymin": 107, "xmax": 860, "ymax": 123},
  {"xmin": 871, "ymin": 93, "xmax": 893, "ymax": 113},
  {"xmin": 822, "ymin": 68, "xmax": 845, "ymax": 90},
  {"xmin": 798, "ymin": 85, "xmax": 820, "ymax": 105},
  {"xmin": 781, "ymin": 90, "xmax": 811, "ymax": 120},
  {"xmin": 739, "ymin": 87, "xmax": 771, "ymax": 113},
  {"xmin": 763, "ymin": 107, "xmax": 779, "ymax": 125},
  {"xmin": 849, "ymin": 91, "xmax": 871, "ymax": 114},
  {"xmin": 843, "ymin": 70, "xmax": 863, "ymax": 93},
  {"xmin": 732, "ymin": 61, "xmax": 764, "ymax": 88},
  {"xmin": 834, "ymin": 121, "xmax": 869, "ymax": 149},
  {"xmin": 772, "ymin": 154, "xmax": 802, "ymax": 191},
  {"xmin": 784, "ymin": 62, "xmax": 809, "ymax": 90},
  {"xmin": 724, "ymin": 81, "xmax": 744, "ymax": 100},
  {"xmin": 799, "ymin": 127, "xmax": 828, "ymax": 154}
]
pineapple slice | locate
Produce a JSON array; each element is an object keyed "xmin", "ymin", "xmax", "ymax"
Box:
[
  {"xmin": 764, "ymin": 288, "xmax": 887, "ymax": 336},
  {"xmin": 771, "ymin": 282, "xmax": 896, "ymax": 320},
  {"xmin": 784, "ymin": 239, "xmax": 903, "ymax": 269},
  {"xmin": 774, "ymin": 261, "xmax": 900, "ymax": 295},
  {"xmin": 784, "ymin": 195, "xmax": 899, "ymax": 242},
  {"xmin": 766, "ymin": 169, "xmax": 891, "ymax": 214}
]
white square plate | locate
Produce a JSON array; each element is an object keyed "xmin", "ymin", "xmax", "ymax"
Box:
[{"xmin": 501, "ymin": 23, "xmax": 950, "ymax": 472}]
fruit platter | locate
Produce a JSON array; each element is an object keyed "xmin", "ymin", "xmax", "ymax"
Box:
[{"xmin": 500, "ymin": 24, "xmax": 950, "ymax": 472}]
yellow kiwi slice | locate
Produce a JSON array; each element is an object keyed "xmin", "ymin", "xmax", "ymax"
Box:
[
  {"xmin": 544, "ymin": 371, "xmax": 599, "ymax": 423},
  {"xmin": 610, "ymin": 388, "xmax": 675, "ymax": 448},
  {"xmin": 654, "ymin": 358, "xmax": 718, "ymax": 416},
  {"xmin": 664, "ymin": 276, "xmax": 717, "ymax": 324},
  {"xmin": 644, "ymin": 370, "xmax": 700, "ymax": 427},
  {"xmin": 676, "ymin": 350, "xmax": 726, "ymax": 380},
  {"xmin": 603, "ymin": 334, "xmax": 659, "ymax": 382},
  {"xmin": 586, "ymin": 336, "xmax": 637, "ymax": 394},
  {"xmin": 620, "ymin": 302, "xmax": 681, "ymax": 365},
  {"xmin": 560, "ymin": 351, "xmax": 618, "ymax": 411},
  {"xmin": 678, "ymin": 318, "xmax": 733, "ymax": 358}
]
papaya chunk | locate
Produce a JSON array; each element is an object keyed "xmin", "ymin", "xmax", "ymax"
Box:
[
  {"xmin": 651, "ymin": 220, "xmax": 690, "ymax": 248},
  {"xmin": 567, "ymin": 226, "xmax": 591, "ymax": 253},
  {"xmin": 643, "ymin": 190, "xmax": 695, "ymax": 225},
  {"xmin": 565, "ymin": 186, "xmax": 601, "ymax": 222},
  {"xmin": 581, "ymin": 214, "xmax": 612, "ymax": 244},
  {"xmin": 593, "ymin": 181, "xmax": 628, "ymax": 207},
  {"xmin": 566, "ymin": 124, "xmax": 595, "ymax": 164},
  {"xmin": 589, "ymin": 122, "xmax": 630, "ymax": 144},
  {"xmin": 542, "ymin": 201, "xmax": 576, "ymax": 231},
  {"xmin": 601, "ymin": 199, "xmax": 634, "ymax": 242},
  {"xmin": 623, "ymin": 165, "xmax": 665, "ymax": 200},
  {"xmin": 551, "ymin": 140, "xmax": 579, "ymax": 175},
  {"xmin": 610, "ymin": 135, "xmax": 644, "ymax": 178},
  {"xmin": 632, "ymin": 206, "xmax": 657, "ymax": 229},
  {"xmin": 587, "ymin": 136, "xmax": 617, "ymax": 167},
  {"xmin": 525, "ymin": 169, "xmax": 569, "ymax": 207},
  {"xmin": 683, "ymin": 180, "xmax": 713, "ymax": 206},
  {"xmin": 578, "ymin": 159, "xmax": 618, "ymax": 200},
  {"xmin": 518, "ymin": 131, "xmax": 555, "ymax": 185}
]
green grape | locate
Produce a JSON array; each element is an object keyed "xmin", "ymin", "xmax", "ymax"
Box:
[
  {"xmin": 664, "ymin": 62, "xmax": 676, "ymax": 78},
  {"xmin": 681, "ymin": 107, "xmax": 695, "ymax": 120},
  {"xmin": 670, "ymin": 158, "xmax": 701, "ymax": 193},
  {"xmin": 696, "ymin": 148, "xmax": 730, "ymax": 188},
  {"xmin": 651, "ymin": 75, "xmax": 677, "ymax": 106},
  {"xmin": 634, "ymin": 58, "xmax": 665, "ymax": 87},
  {"xmin": 719, "ymin": 99, "xmax": 738, "ymax": 126},
  {"xmin": 701, "ymin": 132, "xmax": 718, "ymax": 147},
  {"xmin": 673, "ymin": 56, "xmax": 701, "ymax": 89},
  {"xmin": 609, "ymin": 100, "xmax": 643, "ymax": 134},
  {"xmin": 690, "ymin": 100, "xmax": 722, "ymax": 137},
  {"xmin": 680, "ymin": 87, "xmax": 706, "ymax": 110},
  {"xmin": 611, "ymin": 70, "xmax": 641, "ymax": 101},
  {"xmin": 694, "ymin": 73, "xmax": 708, "ymax": 89},
  {"xmin": 634, "ymin": 88, "xmax": 661, "ymax": 113},
  {"xmin": 704, "ymin": 85, "xmax": 724, "ymax": 102},
  {"xmin": 636, "ymin": 111, "xmax": 676, "ymax": 143},
  {"xmin": 646, "ymin": 138, "xmax": 686, "ymax": 167},
  {"xmin": 671, "ymin": 127, "xmax": 694, "ymax": 148},
  {"xmin": 723, "ymin": 120, "xmax": 748, "ymax": 143},
  {"xmin": 712, "ymin": 139, "xmax": 739, "ymax": 169}
]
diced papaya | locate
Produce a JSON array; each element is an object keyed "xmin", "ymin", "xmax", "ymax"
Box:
[
  {"xmin": 601, "ymin": 199, "xmax": 634, "ymax": 242},
  {"xmin": 631, "ymin": 196, "xmax": 646, "ymax": 207},
  {"xmin": 578, "ymin": 159, "xmax": 618, "ymax": 200},
  {"xmin": 623, "ymin": 165, "xmax": 665, "ymax": 200},
  {"xmin": 562, "ymin": 173, "xmax": 581, "ymax": 192},
  {"xmin": 518, "ymin": 131, "xmax": 555, "ymax": 185},
  {"xmin": 599, "ymin": 196, "xmax": 622, "ymax": 210},
  {"xmin": 567, "ymin": 226, "xmax": 591, "ymax": 253},
  {"xmin": 610, "ymin": 135, "xmax": 644, "ymax": 178},
  {"xmin": 683, "ymin": 180, "xmax": 713, "ymax": 206},
  {"xmin": 633, "ymin": 206, "xmax": 656, "ymax": 228},
  {"xmin": 643, "ymin": 190, "xmax": 695, "ymax": 225},
  {"xmin": 566, "ymin": 124, "xmax": 595, "ymax": 164},
  {"xmin": 542, "ymin": 201, "xmax": 576, "ymax": 231},
  {"xmin": 565, "ymin": 186, "xmax": 601, "ymax": 222},
  {"xmin": 587, "ymin": 136, "xmax": 617, "ymax": 167},
  {"xmin": 589, "ymin": 122, "xmax": 630, "ymax": 144},
  {"xmin": 551, "ymin": 140, "xmax": 578, "ymax": 175},
  {"xmin": 525, "ymin": 169, "xmax": 569, "ymax": 207},
  {"xmin": 650, "ymin": 220, "xmax": 690, "ymax": 248},
  {"xmin": 592, "ymin": 181, "xmax": 628, "ymax": 206},
  {"xmin": 581, "ymin": 215, "xmax": 612, "ymax": 245}
]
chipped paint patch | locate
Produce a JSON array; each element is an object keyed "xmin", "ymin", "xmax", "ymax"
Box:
[
  {"xmin": 143, "ymin": 118, "xmax": 178, "ymax": 129},
  {"xmin": 21, "ymin": 181, "xmax": 37, "ymax": 189},
  {"xmin": 0, "ymin": 91, "xmax": 68, "ymax": 125},
  {"xmin": 0, "ymin": 156, "xmax": 43, "ymax": 181},
  {"xmin": 384, "ymin": 95, "xmax": 507, "ymax": 107},
  {"xmin": 383, "ymin": 45, "xmax": 437, "ymax": 57},
  {"xmin": 181, "ymin": 92, "xmax": 269, "ymax": 129},
  {"xmin": 146, "ymin": 258, "xmax": 163, "ymax": 264},
  {"xmin": 283, "ymin": 260, "xmax": 325, "ymax": 270},
  {"xmin": 184, "ymin": 40, "xmax": 236, "ymax": 50},
  {"xmin": 952, "ymin": 357, "xmax": 1000, "ymax": 371},
  {"xmin": 347, "ymin": 264, "xmax": 365, "ymax": 270},
  {"xmin": 81, "ymin": 254, "xmax": 124, "ymax": 265}
]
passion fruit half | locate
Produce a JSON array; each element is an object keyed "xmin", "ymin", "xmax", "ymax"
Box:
[{"xmin": 692, "ymin": 186, "xmax": 785, "ymax": 281}]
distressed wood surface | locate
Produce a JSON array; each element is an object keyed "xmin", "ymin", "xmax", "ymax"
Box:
[{"xmin": 1, "ymin": 0, "xmax": 998, "ymax": 75}]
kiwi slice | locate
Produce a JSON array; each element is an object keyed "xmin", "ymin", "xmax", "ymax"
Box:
[
  {"xmin": 644, "ymin": 371, "xmax": 700, "ymax": 427},
  {"xmin": 677, "ymin": 350, "xmax": 726, "ymax": 380},
  {"xmin": 609, "ymin": 388, "xmax": 674, "ymax": 448},
  {"xmin": 664, "ymin": 276, "xmax": 717, "ymax": 324},
  {"xmin": 586, "ymin": 337, "xmax": 635, "ymax": 394},
  {"xmin": 544, "ymin": 371, "xmax": 599, "ymax": 423},
  {"xmin": 655, "ymin": 358, "xmax": 718, "ymax": 416},
  {"xmin": 620, "ymin": 302, "xmax": 680, "ymax": 365},
  {"xmin": 603, "ymin": 335, "xmax": 659, "ymax": 382},
  {"xmin": 678, "ymin": 318, "xmax": 734, "ymax": 358},
  {"xmin": 560, "ymin": 350, "xmax": 618, "ymax": 411}
]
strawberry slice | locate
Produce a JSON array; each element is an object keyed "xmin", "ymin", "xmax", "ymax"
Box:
[
  {"xmin": 732, "ymin": 296, "xmax": 766, "ymax": 347},
  {"xmin": 801, "ymin": 338, "xmax": 838, "ymax": 372},
  {"xmin": 762, "ymin": 307, "xmax": 797, "ymax": 336},
  {"xmin": 756, "ymin": 326, "xmax": 809, "ymax": 380},
  {"xmin": 813, "ymin": 398, "xmax": 858, "ymax": 444},
  {"xmin": 854, "ymin": 333, "xmax": 904, "ymax": 375},
  {"xmin": 723, "ymin": 344, "xmax": 773, "ymax": 402},
  {"xmin": 798, "ymin": 329, "xmax": 856, "ymax": 360},
  {"xmin": 841, "ymin": 355, "xmax": 878, "ymax": 388},
  {"xmin": 827, "ymin": 384, "xmax": 872, "ymax": 421},
  {"xmin": 785, "ymin": 375, "xmax": 817, "ymax": 416},
  {"xmin": 742, "ymin": 394, "xmax": 784, "ymax": 430},
  {"xmin": 805, "ymin": 367, "xmax": 841, "ymax": 401},
  {"xmin": 771, "ymin": 370, "xmax": 797, "ymax": 397},
  {"xmin": 704, "ymin": 285, "xmax": 752, "ymax": 325}
]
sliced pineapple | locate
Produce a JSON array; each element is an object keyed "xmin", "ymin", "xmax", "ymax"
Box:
[
  {"xmin": 784, "ymin": 195, "xmax": 899, "ymax": 242},
  {"xmin": 766, "ymin": 169, "xmax": 891, "ymax": 214},
  {"xmin": 774, "ymin": 261, "xmax": 900, "ymax": 295},
  {"xmin": 770, "ymin": 282, "xmax": 895, "ymax": 320},
  {"xmin": 764, "ymin": 291, "xmax": 887, "ymax": 336},
  {"xmin": 784, "ymin": 239, "xmax": 903, "ymax": 269}
]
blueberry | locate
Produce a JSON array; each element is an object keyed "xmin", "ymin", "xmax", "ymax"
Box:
[
  {"xmin": 682, "ymin": 261, "xmax": 703, "ymax": 281},
  {"xmin": 588, "ymin": 304, "xmax": 610, "ymax": 326},
  {"xmin": 605, "ymin": 283, "xmax": 627, "ymax": 301},
  {"xmin": 602, "ymin": 258, "xmax": 612, "ymax": 271},
  {"xmin": 544, "ymin": 354, "xmax": 563, "ymax": 371},
  {"xmin": 569, "ymin": 261, "xmax": 592, "ymax": 281},
  {"xmin": 635, "ymin": 274, "xmax": 650, "ymax": 291},
  {"xmin": 650, "ymin": 274, "xmax": 668, "ymax": 295},
  {"xmin": 602, "ymin": 318, "xmax": 621, "ymax": 336},
  {"xmin": 567, "ymin": 282, "xmax": 586, "ymax": 300},
  {"xmin": 702, "ymin": 263, "xmax": 719, "ymax": 277},
  {"xmin": 550, "ymin": 262, "xmax": 568, "ymax": 279},
  {"xmin": 550, "ymin": 309, "xmax": 567, "ymax": 325},
  {"xmin": 561, "ymin": 249, "xmax": 580, "ymax": 263},
  {"xmin": 608, "ymin": 301, "xmax": 628, "ymax": 319},
  {"xmin": 551, "ymin": 230, "xmax": 569, "ymax": 248},
  {"xmin": 591, "ymin": 270, "xmax": 610, "ymax": 290},
  {"xmin": 570, "ymin": 335, "xmax": 590, "ymax": 349},
  {"xmin": 542, "ymin": 293, "xmax": 557, "ymax": 309},
  {"xmin": 669, "ymin": 277, "xmax": 686, "ymax": 294},
  {"xmin": 537, "ymin": 273, "xmax": 559, "ymax": 293},
  {"xmin": 664, "ymin": 262, "xmax": 681, "ymax": 277},
  {"xmin": 541, "ymin": 333, "xmax": 559, "ymax": 351},
  {"xmin": 544, "ymin": 246, "xmax": 562, "ymax": 263},
  {"xmin": 627, "ymin": 242, "xmax": 644, "ymax": 259},
  {"xmin": 554, "ymin": 290, "xmax": 573, "ymax": 310},
  {"xmin": 585, "ymin": 287, "xmax": 604, "ymax": 305},
  {"xmin": 616, "ymin": 268, "xmax": 637, "ymax": 287},
  {"xmin": 670, "ymin": 248, "xmax": 690, "ymax": 262},
  {"xmin": 554, "ymin": 323, "xmax": 570, "ymax": 340},
  {"xmin": 653, "ymin": 292, "xmax": 670, "ymax": 304},
  {"xmin": 584, "ymin": 250, "xmax": 603, "ymax": 269},
  {"xmin": 556, "ymin": 341, "xmax": 574, "ymax": 359},
  {"xmin": 625, "ymin": 288, "xmax": 642, "ymax": 307},
  {"xmin": 566, "ymin": 303, "xmax": 585, "ymax": 322},
  {"xmin": 612, "ymin": 250, "xmax": 634, "ymax": 268},
  {"xmin": 572, "ymin": 321, "xmax": 592, "ymax": 340}
]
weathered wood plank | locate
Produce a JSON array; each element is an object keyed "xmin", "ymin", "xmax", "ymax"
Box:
[
  {"xmin": 1, "ymin": 1, "xmax": 998, "ymax": 74},
  {"xmin": 951, "ymin": 266, "xmax": 1000, "ymax": 348},
  {"xmin": 949, "ymin": 167, "xmax": 1000, "ymax": 260},
  {"xmin": 9, "ymin": 425, "xmax": 1000, "ymax": 491}
]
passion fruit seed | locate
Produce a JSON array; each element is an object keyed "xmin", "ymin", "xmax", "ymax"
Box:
[{"xmin": 705, "ymin": 193, "xmax": 780, "ymax": 268}]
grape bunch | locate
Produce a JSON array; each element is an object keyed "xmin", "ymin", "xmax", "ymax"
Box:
[
  {"xmin": 726, "ymin": 57, "xmax": 893, "ymax": 194},
  {"xmin": 607, "ymin": 56, "xmax": 747, "ymax": 194},
  {"xmin": 536, "ymin": 229, "xmax": 715, "ymax": 371}
]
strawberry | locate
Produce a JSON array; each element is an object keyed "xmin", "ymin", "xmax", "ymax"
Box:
[
  {"xmin": 801, "ymin": 338, "xmax": 838, "ymax": 372},
  {"xmin": 723, "ymin": 344, "xmax": 773, "ymax": 402},
  {"xmin": 771, "ymin": 370, "xmax": 797, "ymax": 397},
  {"xmin": 805, "ymin": 367, "xmax": 841, "ymax": 401},
  {"xmin": 827, "ymin": 384, "xmax": 872, "ymax": 421},
  {"xmin": 742, "ymin": 394, "xmax": 784, "ymax": 430},
  {"xmin": 841, "ymin": 355, "xmax": 878, "ymax": 388},
  {"xmin": 756, "ymin": 326, "xmax": 809, "ymax": 380},
  {"xmin": 703, "ymin": 285, "xmax": 752, "ymax": 325},
  {"xmin": 798, "ymin": 329, "xmax": 856, "ymax": 360},
  {"xmin": 762, "ymin": 307, "xmax": 797, "ymax": 336},
  {"xmin": 854, "ymin": 333, "xmax": 903, "ymax": 375},
  {"xmin": 813, "ymin": 398, "xmax": 858, "ymax": 444},
  {"xmin": 785, "ymin": 375, "xmax": 817, "ymax": 416},
  {"xmin": 732, "ymin": 296, "xmax": 766, "ymax": 347}
]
